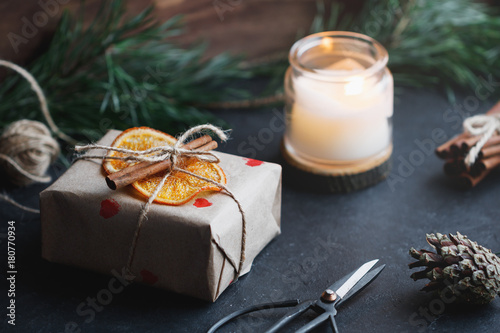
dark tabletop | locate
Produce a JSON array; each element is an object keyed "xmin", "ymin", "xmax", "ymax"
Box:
[{"xmin": 1, "ymin": 88, "xmax": 500, "ymax": 333}]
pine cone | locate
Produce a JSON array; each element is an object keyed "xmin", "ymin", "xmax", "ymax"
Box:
[{"xmin": 409, "ymin": 232, "xmax": 500, "ymax": 304}]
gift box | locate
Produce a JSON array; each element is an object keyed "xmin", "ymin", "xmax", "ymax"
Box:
[{"xmin": 40, "ymin": 130, "xmax": 281, "ymax": 301}]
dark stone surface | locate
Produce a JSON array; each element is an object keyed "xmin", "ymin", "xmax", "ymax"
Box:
[{"xmin": 1, "ymin": 88, "xmax": 500, "ymax": 333}]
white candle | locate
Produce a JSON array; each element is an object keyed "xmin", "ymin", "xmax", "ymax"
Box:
[{"xmin": 286, "ymin": 57, "xmax": 393, "ymax": 162}]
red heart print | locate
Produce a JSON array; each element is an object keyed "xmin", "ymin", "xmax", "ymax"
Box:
[
  {"xmin": 140, "ymin": 269, "xmax": 159, "ymax": 285},
  {"xmin": 244, "ymin": 158, "xmax": 264, "ymax": 167},
  {"xmin": 194, "ymin": 198, "xmax": 213, "ymax": 208},
  {"xmin": 99, "ymin": 199, "xmax": 120, "ymax": 219}
]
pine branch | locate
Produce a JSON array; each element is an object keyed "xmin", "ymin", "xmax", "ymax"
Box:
[
  {"xmin": 0, "ymin": 0, "xmax": 252, "ymax": 141},
  {"xmin": 3, "ymin": 0, "xmax": 499, "ymax": 140},
  {"xmin": 314, "ymin": 0, "xmax": 500, "ymax": 100}
]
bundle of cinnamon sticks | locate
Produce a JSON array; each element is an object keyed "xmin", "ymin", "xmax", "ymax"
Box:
[
  {"xmin": 435, "ymin": 101, "xmax": 500, "ymax": 188},
  {"xmin": 105, "ymin": 135, "xmax": 218, "ymax": 190}
]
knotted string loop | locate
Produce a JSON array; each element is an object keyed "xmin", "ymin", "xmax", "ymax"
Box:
[{"xmin": 463, "ymin": 114, "xmax": 500, "ymax": 166}]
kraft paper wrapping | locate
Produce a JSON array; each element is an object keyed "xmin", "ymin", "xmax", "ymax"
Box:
[{"xmin": 40, "ymin": 130, "xmax": 281, "ymax": 302}]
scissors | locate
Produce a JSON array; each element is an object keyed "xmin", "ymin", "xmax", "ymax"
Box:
[{"xmin": 207, "ymin": 259, "xmax": 385, "ymax": 333}]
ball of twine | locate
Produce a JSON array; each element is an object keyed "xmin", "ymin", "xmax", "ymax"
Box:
[{"xmin": 0, "ymin": 119, "xmax": 60, "ymax": 186}]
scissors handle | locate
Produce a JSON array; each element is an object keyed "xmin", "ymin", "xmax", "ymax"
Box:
[
  {"xmin": 264, "ymin": 300, "xmax": 316, "ymax": 333},
  {"xmin": 207, "ymin": 299, "xmax": 300, "ymax": 333},
  {"xmin": 294, "ymin": 312, "xmax": 338, "ymax": 333},
  {"xmin": 329, "ymin": 314, "xmax": 339, "ymax": 333}
]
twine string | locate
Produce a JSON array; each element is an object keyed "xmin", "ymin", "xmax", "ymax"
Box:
[
  {"xmin": 75, "ymin": 144, "xmax": 220, "ymax": 164},
  {"xmin": 172, "ymin": 166, "xmax": 247, "ymax": 275},
  {"xmin": 0, "ymin": 60, "xmax": 65, "ymax": 213},
  {"xmin": 124, "ymin": 167, "xmax": 174, "ymax": 279},
  {"xmin": 0, "ymin": 193, "xmax": 40, "ymax": 214},
  {"xmin": 76, "ymin": 124, "xmax": 246, "ymax": 281},
  {"xmin": 0, "ymin": 152, "xmax": 51, "ymax": 184},
  {"xmin": 463, "ymin": 114, "xmax": 500, "ymax": 166},
  {"xmin": 0, "ymin": 60, "xmax": 76, "ymax": 144}
]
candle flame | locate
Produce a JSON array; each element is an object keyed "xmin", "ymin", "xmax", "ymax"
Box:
[
  {"xmin": 321, "ymin": 37, "xmax": 335, "ymax": 50},
  {"xmin": 344, "ymin": 76, "xmax": 364, "ymax": 96}
]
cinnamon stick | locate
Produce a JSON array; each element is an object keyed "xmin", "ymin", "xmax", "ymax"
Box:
[
  {"xmin": 457, "ymin": 136, "xmax": 481, "ymax": 155},
  {"xmin": 106, "ymin": 135, "xmax": 217, "ymax": 190},
  {"xmin": 449, "ymin": 141, "xmax": 465, "ymax": 157},
  {"xmin": 478, "ymin": 144, "xmax": 500, "ymax": 159},
  {"xmin": 457, "ymin": 169, "xmax": 492, "ymax": 189},
  {"xmin": 471, "ymin": 154, "xmax": 500, "ymax": 177},
  {"xmin": 435, "ymin": 133, "xmax": 467, "ymax": 159},
  {"xmin": 443, "ymin": 159, "xmax": 466, "ymax": 177},
  {"xmin": 435, "ymin": 100, "xmax": 500, "ymax": 159},
  {"xmin": 461, "ymin": 134, "xmax": 500, "ymax": 153}
]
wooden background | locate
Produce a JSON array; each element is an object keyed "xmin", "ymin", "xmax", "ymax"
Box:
[{"xmin": 0, "ymin": 0, "xmax": 323, "ymax": 66}]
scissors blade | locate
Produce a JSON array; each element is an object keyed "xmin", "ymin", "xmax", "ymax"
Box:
[
  {"xmin": 337, "ymin": 264, "xmax": 385, "ymax": 307},
  {"xmin": 334, "ymin": 259, "xmax": 378, "ymax": 299}
]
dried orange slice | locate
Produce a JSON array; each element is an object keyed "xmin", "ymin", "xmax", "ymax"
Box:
[{"xmin": 103, "ymin": 127, "xmax": 226, "ymax": 205}]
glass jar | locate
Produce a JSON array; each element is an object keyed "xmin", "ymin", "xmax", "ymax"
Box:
[{"xmin": 283, "ymin": 31, "xmax": 393, "ymax": 174}]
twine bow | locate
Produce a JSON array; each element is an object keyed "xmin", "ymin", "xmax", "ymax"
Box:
[
  {"xmin": 75, "ymin": 124, "xmax": 247, "ymax": 282},
  {"xmin": 463, "ymin": 114, "xmax": 500, "ymax": 166}
]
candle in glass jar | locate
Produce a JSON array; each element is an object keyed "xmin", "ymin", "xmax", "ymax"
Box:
[{"xmin": 284, "ymin": 33, "xmax": 393, "ymax": 165}]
